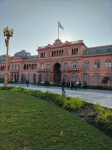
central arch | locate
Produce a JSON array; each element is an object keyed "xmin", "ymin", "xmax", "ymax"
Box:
[{"xmin": 53, "ymin": 63, "xmax": 61, "ymax": 83}]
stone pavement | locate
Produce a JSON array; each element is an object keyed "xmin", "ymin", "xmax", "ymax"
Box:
[{"xmin": 0, "ymin": 83, "xmax": 112, "ymax": 109}]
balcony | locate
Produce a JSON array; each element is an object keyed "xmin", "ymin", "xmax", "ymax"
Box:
[
  {"xmin": 10, "ymin": 69, "xmax": 20, "ymax": 73},
  {"xmin": 61, "ymin": 67, "xmax": 81, "ymax": 72}
]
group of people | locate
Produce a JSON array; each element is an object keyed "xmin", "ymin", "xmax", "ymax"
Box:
[
  {"xmin": 61, "ymin": 79, "xmax": 87, "ymax": 94},
  {"xmin": 26, "ymin": 78, "xmax": 87, "ymax": 94},
  {"xmin": 70, "ymin": 81, "xmax": 87, "ymax": 90}
]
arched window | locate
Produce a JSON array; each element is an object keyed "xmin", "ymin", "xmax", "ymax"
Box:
[
  {"xmin": 72, "ymin": 74, "xmax": 77, "ymax": 81},
  {"xmin": 94, "ymin": 60, "xmax": 100, "ymax": 68},
  {"xmin": 84, "ymin": 62, "xmax": 90, "ymax": 69},
  {"xmin": 105, "ymin": 60, "xmax": 112, "ymax": 68},
  {"xmin": 39, "ymin": 74, "xmax": 44, "ymax": 82},
  {"xmin": 64, "ymin": 63, "xmax": 68, "ymax": 69},
  {"xmin": 72, "ymin": 61, "xmax": 76, "ymax": 68},
  {"xmin": 23, "ymin": 64, "xmax": 26, "ymax": 70},
  {"xmin": 40, "ymin": 63, "xmax": 44, "ymax": 69},
  {"xmin": 94, "ymin": 73, "xmax": 100, "ymax": 83},
  {"xmin": 12, "ymin": 65, "xmax": 14, "ymax": 70},
  {"xmin": 18, "ymin": 64, "xmax": 20, "ymax": 70},
  {"xmin": 109, "ymin": 61, "xmax": 112, "ymax": 67},
  {"xmin": 84, "ymin": 73, "xmax": 89, "ymax": 82}
]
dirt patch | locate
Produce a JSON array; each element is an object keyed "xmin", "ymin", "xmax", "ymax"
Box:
[{"xmin": 68, "ymin": 103, "xmax": 112, "ymax": 138}]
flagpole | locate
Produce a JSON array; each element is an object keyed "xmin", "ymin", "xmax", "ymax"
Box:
[{"xmin": 58, "ymin": 21, "xmax": 59, "ymax": 39}]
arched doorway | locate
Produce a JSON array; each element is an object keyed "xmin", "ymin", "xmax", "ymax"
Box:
[{"xmin": 53, "ymin": 63, "xmax": 61, "ymax": 83}]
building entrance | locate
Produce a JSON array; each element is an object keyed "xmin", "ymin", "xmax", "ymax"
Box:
[{"xmin": 53, "ymin": 63, "xmax": 61, "ymax": 83}]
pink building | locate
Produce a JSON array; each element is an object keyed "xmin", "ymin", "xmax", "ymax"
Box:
[{"xmin": 0, "ymin": 39, "xmax": 112, "ymax": 86}]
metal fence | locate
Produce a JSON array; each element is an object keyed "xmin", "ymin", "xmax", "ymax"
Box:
[{"xmin": 0, "ymin": 74, "xmax": 112, "ymax": 86}]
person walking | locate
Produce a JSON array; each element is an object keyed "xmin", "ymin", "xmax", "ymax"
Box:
[
  {"xmin": 79, "ymin": 81, "xmax": 81, "ymax": 89},
  {"xmin": 61, "ymin": 78, "xmax": 66, "ymax": 94},
  {"xmin": 26, "ymin": 79, "xmax": 29, "ymax": 87},
  {"xmin": 83, "ymin": 81, "xmax": 87, "ymax": 90}
]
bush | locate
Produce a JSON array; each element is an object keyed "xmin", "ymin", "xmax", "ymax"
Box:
[
  {"xmin": 55, "ymin": 95, "xmax": 67, "ymax": 106},
  {"xmin": 93, "ymin": 103, "xmax": 112, "ymax": 124},
  {"xmin": 63, "ymin": 97, "xmax": 84, "ymax": 110},
  {"xmin": 104, "ymin": 120, "xmax": 112, "ymax": 131},
  {"xmin": 87, "ymin": 85, "xmax": 112, "ymax": 91},
  {"xmin": 0, "ymin": 86, "xmax": 13, "ymax": 90},
  {"xmin": 93, "ymin": 103, "xmax": 105, "ymax": 113}
]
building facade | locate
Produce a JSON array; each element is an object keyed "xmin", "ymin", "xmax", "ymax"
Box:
[{"xmin": 0, "ymin": 39, "xmax": 112, "ymax": 86}]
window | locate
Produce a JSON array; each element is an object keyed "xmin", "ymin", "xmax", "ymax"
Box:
[
  {"xmin": 105, "ymin": 61, "xmax": 112, "ymax": 68},
  {"xmin": 40, "ymin": 63, "xmax": 44, "ymax": 69},
  {"xmin": 32, "ymin": 64, "xmax": 34, "ymax": 70},
  {"xmin": 94, "ymin": 61, "xmax": 100, "ymax": 68},
  {"xmin": 64, "ymin": 75, "xmax": 67, "ymax": 81},
  {"xmin": 47, "ymin": 64, "xmax": 50, "ymax": 70},
  {"xmin": 107, "ymin": 49, "xmax": 110, "ymax": 52},
  {"xmin": 72, "ymin": 48, "xmax": 78, "ymax": 55},
  {"xmin": 39, "ymin": 74, "xmax": 44, "ymax": 82},
  {"xmin": 64, "ymin": 63, "xmax": 68, "ymax": 69},
  {"xmin": 84, "ymin": 73, "xmax": 89, "ymax": 82},
  {"xmin": 106, "ymin": 61, "xmax": 108, "ymax": 68},
  {"xmin": 72, "ymin": 74, "xmax": 77, "ymax": 81},
  {"xmin": 12, "ymin": 65, "xmax": 14, "ymax": 70},
  {"xmin": 94, "ymin": 73, "xmax": 100, "ymax": 83},
  {"xmin": 109, "ymin": 61, "xmax": 112, "ymax": 67},
  {"xmin": 84, "ymin": 62, "xmax": 90, "ymax": 69},
  {"xmin": 96, "ymin": 50, "xmax": 99, "ymax": 53},
  {"xmin": 40, "ymin": 53, "xmax": 45, "ymax": 58},
  {"xmin": 72, "ymin": 61, "xmax": 76, "ymax": 68}
]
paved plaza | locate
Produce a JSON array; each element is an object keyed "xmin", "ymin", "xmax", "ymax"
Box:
[{"xmin": 0, "ymin": 83, "xmax": 112, "ymax": 109}]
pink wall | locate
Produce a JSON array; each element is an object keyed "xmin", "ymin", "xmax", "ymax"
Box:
[{"xmin": 0, "ymin": 39, "xmax": 112, "ymax": 86}]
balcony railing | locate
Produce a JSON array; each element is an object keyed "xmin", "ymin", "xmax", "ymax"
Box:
[{"xmin": 10, "ymin": 69, "xmax": 20, "ymax": 73}]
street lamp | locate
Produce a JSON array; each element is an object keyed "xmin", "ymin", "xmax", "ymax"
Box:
[{"xmin": 3, "ymin": 26, "xmax": 13, "ymax": 86}]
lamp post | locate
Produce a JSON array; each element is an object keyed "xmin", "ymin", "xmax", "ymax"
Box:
[{"xmin": 3, "ymin": 27, "xmax": 13, "ymax": 86}]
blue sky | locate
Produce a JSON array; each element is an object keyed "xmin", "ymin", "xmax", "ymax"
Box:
[{"xmin": 0, "ymin": 0, "xmax": 112, "ymax": 56}]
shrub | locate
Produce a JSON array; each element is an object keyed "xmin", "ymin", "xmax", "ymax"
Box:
[
  {"xmin": 93, "ymin": 103, "xmax": 105, "ymax": 113},
  {"xmin": 0, "ymin": 86, "xmax": 13, "ymax": 90},
  {"xmin": 104, "ymin": 120, "xmax": 112, "ymax": 131},
  {"xmin": 93, "ymin": 103, "xmax": 112, "ymax": 124},
  {"xmin": 63, "ymin": 97, "xmax": 84, "ymax": 110},
  {"xmin": 95, "ymin": 112, "xmax": 110, "ymax": 123},
  {"xmin": 88, "ymin": 112, "xmax": 96, "ymax": 118},
  {"xmin": 55, "ymin": 95, "xmax": 67, "ymax": 106}
]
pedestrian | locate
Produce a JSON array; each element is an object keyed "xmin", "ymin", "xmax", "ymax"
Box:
[
  {"xmin": 61, "ymin": 78, "xmax": 66, "ymax": 94},
  {"xmin": 26, "ymin": 79, "xmax": 29, "ymax": 87},
  {"xmin": 83, "ymin": 81, "xmax": 87, "ymax": 90},
  {"xmin": 76, "ymin": 81, "xmax": 79, "ymax": 90},
  {"xmin": 79, "ymin": 81, "xmax": 81, "ymax": 89},
  {"xmin": 37, "ymin": 81, "xmax": 40, "ymax": 86},
  {"xmin": 71, "ymin": 81, "xmax": 74, "ymax": 90},
  {"xmin": 85, "ymin": 81, "xmax": 87, "ymax": 90}
]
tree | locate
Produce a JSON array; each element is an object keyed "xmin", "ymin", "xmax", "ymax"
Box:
[{"xmin": 101, "ymin": 76, "xmax": 110, "ymax": 85}]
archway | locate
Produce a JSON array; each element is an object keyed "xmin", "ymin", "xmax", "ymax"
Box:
[{"xmin": 53, "ymin": 63, "xmax": 61, "ymax": 83}]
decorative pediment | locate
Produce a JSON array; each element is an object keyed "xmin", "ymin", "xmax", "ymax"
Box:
[{"xmin": 53, "ymin": 39, "xmax": 63, "ymax": 46}]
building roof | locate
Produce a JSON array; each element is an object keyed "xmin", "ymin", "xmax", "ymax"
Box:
[
  {"xmin": 14, "ymin": 50, "xmax": 38, "ymax": 60},
  {"xmin": 0, "ymin": 55, "xmax": 10, "ymax": 62},
  {"xmin": 83, "ymin": 45, "xmax": 112, "ymax": 55},
  {"xmin": 23, "ymin": 55, "xmax": 38, "ymax": 60}
]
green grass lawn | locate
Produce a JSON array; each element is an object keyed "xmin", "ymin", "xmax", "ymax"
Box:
[{"xmin": 0, "ymin": 90, "xmax": 112, "ymax": 150}]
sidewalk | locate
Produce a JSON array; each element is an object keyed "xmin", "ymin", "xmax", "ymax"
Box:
[{"xmin": 0, "ymin": 83, "xmax": 112, "ymax": 109}]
